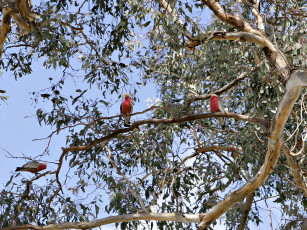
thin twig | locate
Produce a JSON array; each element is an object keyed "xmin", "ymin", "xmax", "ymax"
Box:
[{"xmin": 186, "ymin": 65, "xmax": 260, "ymax": 105}]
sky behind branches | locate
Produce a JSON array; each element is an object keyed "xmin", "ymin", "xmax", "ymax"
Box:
[
  {"xmin": 0, "ymin": 1, "xmax": 287, "ymax": 228},
  {"xmin": 0, "ymin": 60, "xmax": 162, "ymax": 229},
  {"xmin": 0, "ymin": 60, "xmax": 285, "ymax": 230}
]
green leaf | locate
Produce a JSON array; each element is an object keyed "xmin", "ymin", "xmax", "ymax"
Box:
[{"xmin": 41, "ymin": 94, "xmax": 51, "ymax": 99}]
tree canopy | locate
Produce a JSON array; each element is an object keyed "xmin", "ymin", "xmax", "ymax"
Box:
[{"xmin": 0, "ymin": 0, "xmax": 306, "ymax": 229}]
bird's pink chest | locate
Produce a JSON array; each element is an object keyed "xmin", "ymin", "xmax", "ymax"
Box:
[
  {"xmin": 38, "ymin": 164, "xmax": 47, "ymax": 171},
  {"xmin": 121, "ymin": 99, "xmax": 131, "ymax": 114},
  {"xmin": 210, "ymin": 98, "xmax": 220, "ymax": 112}
]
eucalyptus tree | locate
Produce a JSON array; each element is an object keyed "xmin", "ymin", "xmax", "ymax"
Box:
[{"xmin": 0, "ymin": 0, "xmax": 306, "ymax": 229}]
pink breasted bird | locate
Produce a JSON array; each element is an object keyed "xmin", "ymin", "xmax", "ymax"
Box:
[
  {"xmin": 15, "ymin": 161, "xmax": 47, "ymax": 173},
  {"xmin": 210, "ymin": 94, "xmax": 226, "ymax": 129},
  {"xmin": 120, "ymin": 92, "xmax": 133, "ymax": 127},
  {"xmin": 228, "ymin": 145, "xmax": 243, "ymax": 158}
]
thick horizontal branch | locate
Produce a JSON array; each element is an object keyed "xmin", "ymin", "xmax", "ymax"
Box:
[
  {"xmin": 62, "ymin": 112, "xmax": 268, "ymax": 153},
  {"xmin": 6, "ymin": 213, "xmax": 200, "ymax": 229},
  {"xmin": 186, "ymin": 31, "xmax": 273, "ymax": 50},
  {"xmin": 185, "ymin": 31, "xmax": 290, "ymax": 82}
]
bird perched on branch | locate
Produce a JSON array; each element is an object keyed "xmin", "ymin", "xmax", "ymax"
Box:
[
  {"xmin": 228, "ymin": 145, "xmax": 243, "ymax": 158},
  {"xmin": 210, "ymin": 94, "xmax": 226, "ymax": 129},
  {"xmin": 120, "ymin": 92, "xmax": 133, "ymax": 127},
  {"xmin": 15, "ymin": 161, "xmax": 47, "ymax": 173}
]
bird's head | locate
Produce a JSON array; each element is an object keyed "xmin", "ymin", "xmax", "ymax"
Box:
[
  {"xmin": 123, "ymin": 92, "xmax": 130, "ymax": 99},
  {"xmin": 228, "ymin": 146, "xmax": 236, "ymax": 152},
  {"xmin": 42, "ymin": 162, "xmax": 47, "ymax": 169}
]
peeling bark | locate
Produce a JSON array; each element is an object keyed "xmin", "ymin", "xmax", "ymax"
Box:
[
  {"xmin": 0, "ymin": 0, "xmax": 38, "ymax": 56},
  {"xmin": 0, "ymin": 7, "xmax": 12, "ymax": 58},
  {"xmin": 201, "ymin": 0, "xmax": 265, "ymax": 37},
  {"xmin": 200, "ymin": 0, "xmax": 291, "ymax": 82},
  {"xmin": 15, "ymin": 0, "xmax": 36, "ymax": 22}
]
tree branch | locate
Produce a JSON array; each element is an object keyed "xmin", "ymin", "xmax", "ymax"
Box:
[
  {"xmin": 198, "ymin": 69, "xmax": 307, "ymax": 229},
  {"xmin": 0, "ymin": 7, "xmax": 12, "ymax": 58},
  {"xmin": 106, "ymin": 145, "xmax": 148, "ymax": 212},
  {"xmin": 4, "ymin": 213, "xmax": 200, "ymax": 229},
  {"xmin": 186, "ymin": 65, "xmax": 260, "ymax": 105},
  {"xmin": 238, "ymin": 191, "xmax": 255, "ymax": 230},
  {"xmin": 15, "ymin": 0, "xmax": 36, "ymax": 22},
  {"xmin": 198, "ymin": 0, "xmax": 291, "ymax": 81},
  {"xmin": 186, "ymin": 31, "xmax": 270, "ymax": 50},
  {"xmin": 282, "ymin": 145, "xmax": 307, "ymax": 196},
  {"xmin": 201, "ymin": 0, "xmax": 264, "ymax": 36},
  {"xmin": 159, "ymin": 0, "xmax": 192, "ymax": 38},
  {"xmin": 250, "ymin": 0, "xmax": 264, "ymax": 32},
  {"xmin": 11, "ymin": 12, "xmax": 31, "ymax": 34},
  {"xmin": 61, "ymin": 112, "xmax": 268, "ymax": 154}
]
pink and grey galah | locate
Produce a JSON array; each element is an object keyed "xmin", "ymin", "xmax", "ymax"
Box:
[
  {"xmin": 120, "ymin": 92, "xmax": 133, "ymax": 127},
  {"xmin": 228, "ymin": 145, "xmax": 243, "ymax": 158},
  {"xmin": 15, "ymin": 161, "xmax": 47, "ymax": 173},
  {"xmin": 210, "ymin": 94, "xmax": 226, "ymax": 129}
]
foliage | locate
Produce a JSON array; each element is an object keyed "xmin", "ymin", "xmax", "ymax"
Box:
[{"xmin": 0, "ymin": 0, "xmax": 306, "ymax": 229}]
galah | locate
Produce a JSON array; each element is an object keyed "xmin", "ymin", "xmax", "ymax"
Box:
[
  {"xmin": 120, "ymin": 92, "xmax": 133, "ymax": 127},
  {"xmin": 228, "ymin": 145, "xmax": 243, "ymax": 158},
  {"xmin": 15, "ymin": 161, "xmax": 47, "ymax": 173},
  {"xmin": 210, "ymin": 94, "xmax": 226, "ymax": 129}
]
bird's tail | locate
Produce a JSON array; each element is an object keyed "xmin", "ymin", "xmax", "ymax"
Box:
[
  {"xmin": 218, "ymin": 117, "xmax": 226, "ymax": 129},
  {"xmin": 124, "ymin": 115, "xmax": 131, "ymax": 127}
]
